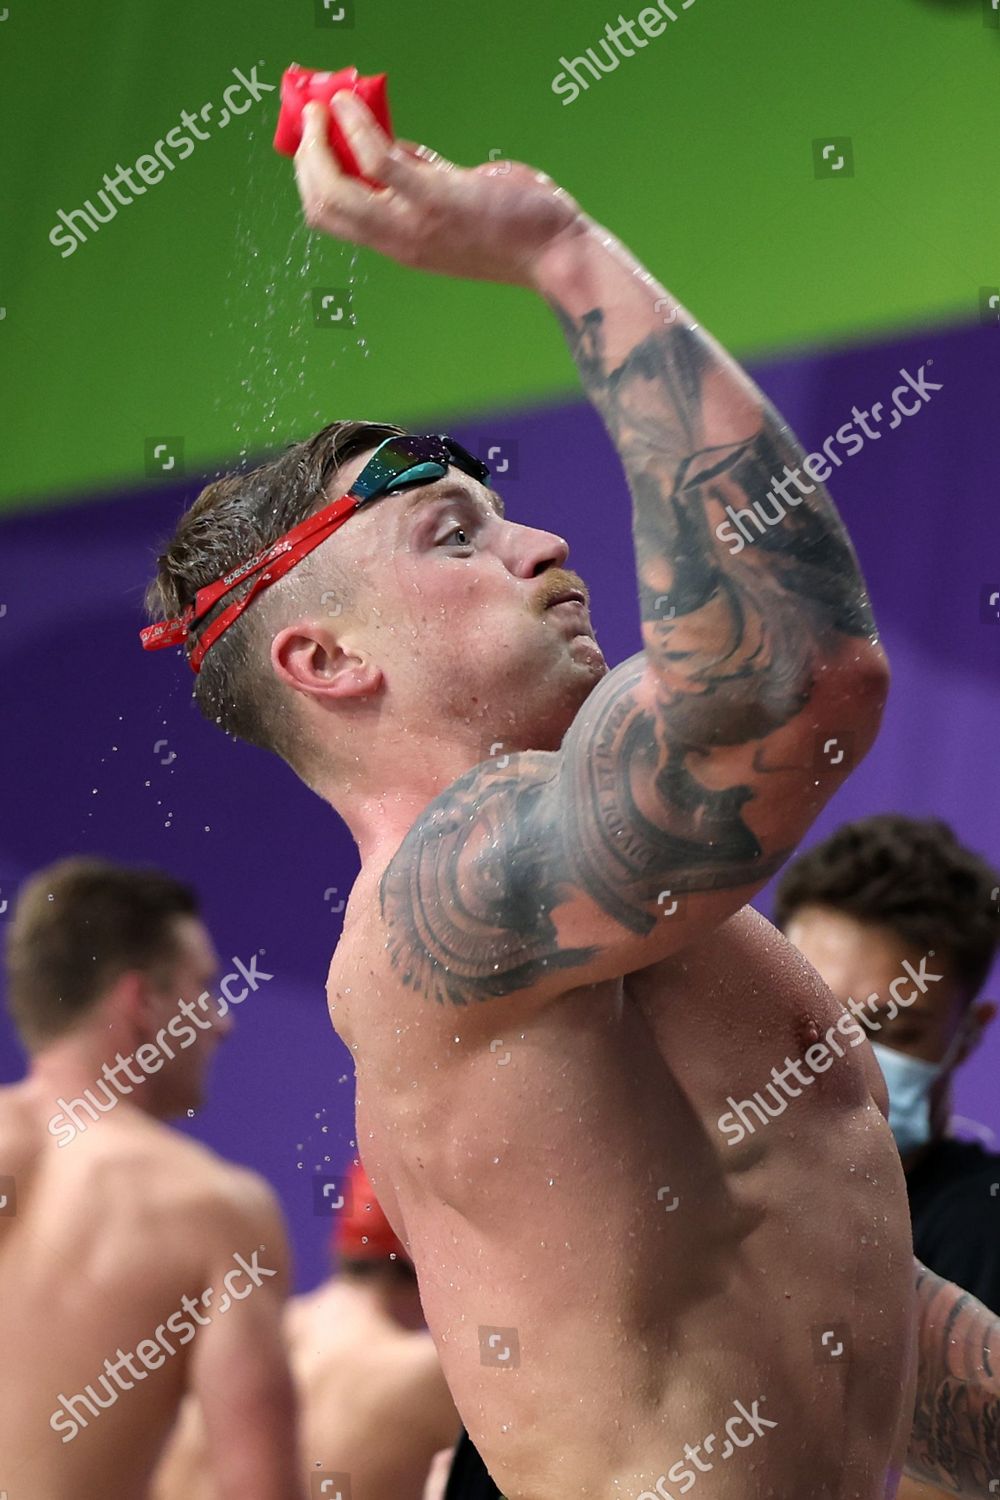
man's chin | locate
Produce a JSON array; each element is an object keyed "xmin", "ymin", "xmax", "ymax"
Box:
[{"xmin": 569, "ymin": 632, "xmax": 608, "ymax": 678}]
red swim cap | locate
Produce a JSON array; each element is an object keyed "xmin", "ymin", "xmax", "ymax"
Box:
[{"xmin": 333, "ymin": 1161, "xmax": 410, "ymax": 1266}]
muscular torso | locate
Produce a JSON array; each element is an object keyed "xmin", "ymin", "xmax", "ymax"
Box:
[
  {"xmin": 0, "ymin": 1083, "xmax": 231, "ymax": 1499},
  {"xmin": 330, "ymin": 898, "xmax": 916, "ymax": 1500}
]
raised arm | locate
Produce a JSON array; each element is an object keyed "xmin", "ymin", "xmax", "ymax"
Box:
[
  {"xmin": 529, "ymin": 219, "xmax": 881, "ymax": 687},
  {"xmin": 294, "ymin": 98, "xmax": 889, "ymax": 1007},
  {"xmin": 905, "ymin": 1259, "xmax": 1000, "ymax": 1498}
]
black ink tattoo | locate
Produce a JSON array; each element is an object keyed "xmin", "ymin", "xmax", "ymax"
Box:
[
  {"xmin": 551, "ymin": 306, "xmax": 877, "ymax": 650},
  {"xmin": 380, "ymin": 759, "xmax": 599, "ymax": 1008},
  {"xmin": 378, "ymin": 296, "xmax": 884, "ymax": 1009},
  {"xmin": 380, "ymin": 662, "xmax": 787, "ymax": 1006},
  {"xmin": 906, "ymin": 1261, "xmax": 1000, "ymax": 1496}
]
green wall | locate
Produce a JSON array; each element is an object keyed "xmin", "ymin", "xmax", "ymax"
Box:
[{"xmin": 1, "ymin": 0, "xmax": 996, "ymax": 512}]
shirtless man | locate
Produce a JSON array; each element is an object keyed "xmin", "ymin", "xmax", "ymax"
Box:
[
  {"xmin": 155, "ymin": 1160, "xmax": 459, "ymax": 1500},
  {"xmin": 0, "ymin": 856, "xmax": 302, "ymax": 1499},
  {"xmin": 140, "ymin": 96, "xmax": 1000, "ymax": 1498}
]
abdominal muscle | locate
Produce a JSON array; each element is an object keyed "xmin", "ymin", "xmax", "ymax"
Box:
[{"xmin": 343, "ymin": 908, "xmax": 916, "ymax": 1500}]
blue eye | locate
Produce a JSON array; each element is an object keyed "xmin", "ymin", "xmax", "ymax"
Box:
[{"xmin": 441, "ymin": 525, "xmax": 472, "ymax": 547}]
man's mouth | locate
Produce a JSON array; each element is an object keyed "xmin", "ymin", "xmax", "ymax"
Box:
[{"xmin": 545, "ymin": 588, "xmax": 588, "ymax": 609}]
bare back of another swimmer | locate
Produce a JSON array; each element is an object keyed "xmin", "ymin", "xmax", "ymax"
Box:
[
  {"xmin": 0, "ymin": 861, "xmax": 302, "ymax": 1500},
  {"xmin": 0, "ymin": 1088, "xmax": 294, "ymax": 1500}
]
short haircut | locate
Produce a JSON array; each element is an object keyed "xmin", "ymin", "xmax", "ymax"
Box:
[
  {"xmin": 774, "ymin": 814, "xmax": 1000, "ymax": 999},
  {"xmin": 5, "ymin": 857, "xmax": 199, "ymax": 1049},
  {"xmin": 144, "ymin": 419, "xmax": 408, "ymax": 780}
]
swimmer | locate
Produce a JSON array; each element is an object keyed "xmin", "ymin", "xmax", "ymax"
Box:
[
  {"xmin": 141, "ymin": 100, "xmax": 1000, "ymax": 1498},
  {"xmin": 0, "ymin": 858, "xmax": 302, "ymax": 1499}
]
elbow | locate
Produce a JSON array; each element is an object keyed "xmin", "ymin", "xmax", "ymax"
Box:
[
  {"xmin": 812, "ymin": 637, "xmax": 890, "ymax": 754},
  {"xmin": 850, "ymin": 638, "xmax": 891, "ymax": 730}
]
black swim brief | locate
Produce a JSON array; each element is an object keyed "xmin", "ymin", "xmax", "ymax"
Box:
[{"xmin": 444, "ymin": 1426, "xmax": 504, "ymax": 1500}]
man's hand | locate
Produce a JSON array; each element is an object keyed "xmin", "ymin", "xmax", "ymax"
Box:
[{"xmin": 293, "ymin": 93, "xmax": 586, "ymax": 286}]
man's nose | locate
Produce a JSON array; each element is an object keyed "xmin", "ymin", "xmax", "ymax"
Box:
[
  {"xmin": 214, "ymin": 1008, "xmax": 235, "ymax": 1040},
  {"xmin": 507, "ymin": 523, "xmax": 570, "ymax": 577}
]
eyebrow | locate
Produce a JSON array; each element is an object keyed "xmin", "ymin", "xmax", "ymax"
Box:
[{"xmin": 401, "ymin": 482, "xmax": 505, "ymax": 521}]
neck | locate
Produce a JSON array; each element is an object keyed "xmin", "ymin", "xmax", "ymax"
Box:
[
  {"xmin": 319, "ymin": 750, "xmax": 486, "ymax": 870},
  {"xmin": 309, "ymin": 701, "xmax": 572, "ymax": 865},
  {"xmin": 27, "ymin": 1036, "xmax": 163, "ymax": 1121}
]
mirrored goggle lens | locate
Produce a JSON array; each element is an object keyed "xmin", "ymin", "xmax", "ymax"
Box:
[{"xmin": 350, "ymin": 434, "xmax": 491, "ymax": 503}]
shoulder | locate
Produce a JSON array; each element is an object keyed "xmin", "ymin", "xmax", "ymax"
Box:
[
  {"xmin": 372, "ymin": 751, "xmax": 579, "ymax": 1012},
  {"xmin": 102, "ymin": 1113, "xmax": 287, "ymax": 1242}
]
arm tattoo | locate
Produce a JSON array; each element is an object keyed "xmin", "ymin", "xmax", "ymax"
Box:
[
  {"xmin": 549, "ymin": 306, "xmax": 879, "ymax": 722},
  {"xmin": 379, "ymin": 757, "xmax": 600, "ymax": 1008},
  {"xmin": 380, "ymin": 661, "xmax": 787, "ymax": 1007},
  {"xmin": 556, "ymin": 655, "xmax": 790, "ymax": 933},
  {"xmin": 379, "ymin": 303, "xmax": 882, "ymax": 1009},
  {"xmin": 906, "ymin": 1260, "xmax": 1000, "ymax": 1495}
]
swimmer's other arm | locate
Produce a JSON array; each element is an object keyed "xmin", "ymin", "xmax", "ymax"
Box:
[{"xmin": 903, "ymin": 1260, "xmax": 1000, "ymax": 1498}]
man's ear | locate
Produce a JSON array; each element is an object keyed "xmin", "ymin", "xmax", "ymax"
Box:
[
  {"xmin": 102, "ymin": 968, "xmax": 157, "ymax": 1045},
  {"xmin": 271, "ymin": 623, "xmax": 382, "ymax": 700},
  {"xmin": 964, "ymin": 998, "xmax": 998, "ymax": 1060}
]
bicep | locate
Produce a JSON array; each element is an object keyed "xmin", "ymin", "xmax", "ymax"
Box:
[{"xmin": 379, "ymin": 645, "xmax": 882, "ymax": 1010}]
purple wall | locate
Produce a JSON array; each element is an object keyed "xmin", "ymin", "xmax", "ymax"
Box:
[{"xmin": 1, "ymin": 316, "xmax": 997, "ymax": 1291}]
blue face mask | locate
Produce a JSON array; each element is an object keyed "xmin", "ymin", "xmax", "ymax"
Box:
[{"xmin": 872, "ymin": 1027, "xmax": 969, "ymax": 1157}]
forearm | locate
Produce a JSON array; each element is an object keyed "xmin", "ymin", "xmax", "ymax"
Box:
[
  {"xmin": 907, "ymin": 1259, "xmax": 1000, "ymax": 1496},
  {"xmin": 529, "ymin": 219, "xmax": 885, "ymax": 746}
]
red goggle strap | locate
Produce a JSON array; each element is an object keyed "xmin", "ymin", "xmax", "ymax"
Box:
[{"xmin": 139, "ymin": 489, "xmax": 364, "ymax": 672}]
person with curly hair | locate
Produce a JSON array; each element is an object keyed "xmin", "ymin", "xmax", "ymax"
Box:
[{"xmin": 777, "ymin": 815, "xmax": 1000, "ymax": 1500}]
